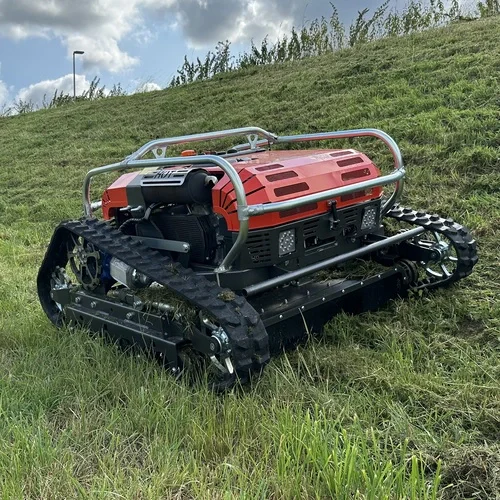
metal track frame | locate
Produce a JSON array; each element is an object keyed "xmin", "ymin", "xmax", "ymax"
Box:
[{"xmin": 82, "ymin": 126, "xmax": 406, "ymax": 273}]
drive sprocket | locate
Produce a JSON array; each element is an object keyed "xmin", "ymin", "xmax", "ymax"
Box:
[
  {"xmin": 67, "ymin": 233, "xmax": 102, "ymax": 291},
  {"xmin": 386, "ymin": 205, "xmax": 478, "ymax": 290}
]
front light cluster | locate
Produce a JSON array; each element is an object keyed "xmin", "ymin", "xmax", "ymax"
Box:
[
  {"xmin": 278, "ymin": 229, "xmax": 296, "ymax": 257},
  {"xmin": 361, "ymin": 205, "xmax": 378, "ymax": 231}
]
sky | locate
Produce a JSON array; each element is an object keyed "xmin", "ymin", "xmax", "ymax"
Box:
[{"xmin": 0, "ymin": 0, "xmax": 455, "ymax": 110}]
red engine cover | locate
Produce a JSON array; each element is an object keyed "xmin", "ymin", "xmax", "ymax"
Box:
[
  {"xmin": 101, "ymin": 148, "xmax": 382, "ymax": 230},
  {"xmin": 209, "ymin": 149, "xmax": 382, "ymax": 231}
]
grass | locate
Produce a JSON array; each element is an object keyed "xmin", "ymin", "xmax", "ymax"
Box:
[{"xmin": 0, "ymin": 16, "xmax": 499, "ymax": 499}]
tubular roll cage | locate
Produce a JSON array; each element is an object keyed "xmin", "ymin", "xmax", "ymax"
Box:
[{"xmin": 83, "ymin": 126, "xmax": 406, "ymax": 273}]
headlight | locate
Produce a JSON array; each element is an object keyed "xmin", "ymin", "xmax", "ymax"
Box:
[
  {"xmin": 278, "ymin": 229, "xmax": 296, "ymax": 257},
  {"xmin": 361, "ymin": 205, "xmax": 378, "ymax": 231}
]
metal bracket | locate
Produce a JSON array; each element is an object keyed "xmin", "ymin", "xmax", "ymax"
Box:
[
  {"xmin": 51, "ymin": 285, "xmax": 72, "ymax": 307},
  {"xmin": 246, "ymin": 134, "xmax": 259, "ymax": 150},
  {"xmin": 130, "ymin": 236, "xmax": 190, "ymax": 253},
  {"xmin": 191, "ymin": 329, "xmax": 222, "ymax": 355},
  {"xmin": 152, "ymin": 146, "xmax": 167, "ymax": 159},
  {"xmin": 328, "ymin": 200, "xmax": 340, "ymax": 229},
  {"xmin": 237, "ymin": 205, "xmax": 250, "ymax": 221}
]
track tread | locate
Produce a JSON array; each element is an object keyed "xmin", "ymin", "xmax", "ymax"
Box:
[{"xmin": 37, "ymin": 218, "xmax": 270, "ymax": 387}]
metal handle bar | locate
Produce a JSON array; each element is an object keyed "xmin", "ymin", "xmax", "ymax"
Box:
[
  {"xmin": 128, "ymin": 127, "xmax": 278, "ymax": 162},
  {"xmin": 246, "ymin": 169, "xmax": 404, "ymax": 217},
  {"xmin": 83, "ymin": 127, "xmax": 405, "ymax": 273},
  {"xmin": 277, "ymin": 129, "xmax": 404, "ymax": 214},
  {"xmin": 227, "ymin": 130, "xmax": 404, "ymax": 214}
]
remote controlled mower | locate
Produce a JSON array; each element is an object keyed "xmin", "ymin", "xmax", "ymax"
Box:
[{"xmin": 38, "ymin": 127, "xmax": 478, "ymax": 389}]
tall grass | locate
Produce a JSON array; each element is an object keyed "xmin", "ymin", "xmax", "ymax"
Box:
[
  {"xmin": 2, "ymin": 77, "xmax": 127, "ymax": 116},
  {"xmin": 3, "ymin": 0, "xmax": 498, "ymax": 117},
  {"xmin": 170, "ymin": 0, "xmax": 492, "ymax": 86}
]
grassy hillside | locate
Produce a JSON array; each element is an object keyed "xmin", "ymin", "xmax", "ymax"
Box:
[{"xmin": 0, "ymin": 17, "xmax": 499, "ymax": 499}]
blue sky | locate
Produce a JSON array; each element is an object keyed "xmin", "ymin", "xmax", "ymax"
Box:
[{"xmin": 0, "ymin": 0, "xmax": 456, "ymax": 109}]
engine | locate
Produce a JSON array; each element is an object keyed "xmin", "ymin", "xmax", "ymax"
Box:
[
  {"xmin": 101, "ymin": 149, "xmax": 384, "ymax": 274},
  {"xmin": 102, "ymin": 168, "xmax": 223, "ymax": 265}
]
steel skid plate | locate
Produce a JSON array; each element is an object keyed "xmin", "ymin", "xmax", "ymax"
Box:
[{"xmin": 249, "ymin": 266, "xmax": 407, "ymax": 351}]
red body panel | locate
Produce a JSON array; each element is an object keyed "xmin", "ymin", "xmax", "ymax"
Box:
[
  {"xmin": 208, "ymin": 149, "xmax": 382, "ymax": 230},
  {"xmin": 102, "ymin": 172, "xmax": 139, "ymax": 219},
  {"xmin": 102, "ymin": 149, "xmax": 382, "ymax": 230}
]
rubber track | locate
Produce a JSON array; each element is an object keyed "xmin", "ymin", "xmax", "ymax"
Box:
[
  {"xmin": 37, "ymin": 218, "xmax": 270, "ymax": 383},
  {"xmin": 386, "ymin": 205, "xmax": 478, "ymax": 290}
]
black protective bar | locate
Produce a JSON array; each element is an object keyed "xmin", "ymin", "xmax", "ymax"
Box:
[{"xmin": 243, "ymin": 226, "xmax": 425, "ymax": 296}]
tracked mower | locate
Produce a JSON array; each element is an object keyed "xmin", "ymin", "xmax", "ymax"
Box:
[{"xmin": 38, "ymin": 127, "xmax": 478, "ymax": 389}]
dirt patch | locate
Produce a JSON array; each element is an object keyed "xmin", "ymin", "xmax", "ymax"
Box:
[
  {"xmin": 441, "ymin": 446, "xmax": 500, "ymax": 499},
  {"xmin": 456, "ymin": 318, "xmax": 486, "ymax": 338}
]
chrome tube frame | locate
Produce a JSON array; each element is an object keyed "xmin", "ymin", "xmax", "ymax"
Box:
[
  {"xmin": 127, "ymin": 126, "xmax": 278, "ymax": 162},
  {"xmin": 82, "ymin": 126, "xmax": 405, "ymax": 273},
  {"xmin": 276, "ymin": 129, "xmax": 404, "ymax": 214}
]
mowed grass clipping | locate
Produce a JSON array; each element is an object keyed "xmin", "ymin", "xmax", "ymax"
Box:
[{"xmin": 0, "ymin": 17, "xmax": 499, "ymax": 499}]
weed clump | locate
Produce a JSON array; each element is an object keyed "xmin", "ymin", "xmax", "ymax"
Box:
[{"xmin": 218, "ymin": 290, "xmax": 236, "ymax": 302}]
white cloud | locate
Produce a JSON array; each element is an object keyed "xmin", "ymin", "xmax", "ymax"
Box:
[
  {"xmin": 135, "ymin": 82, "xmax": 162, "ymax": 92},
  {"xmin": 0, "ymin": 0, "xmax": 176, "ymax": 73},
  {"xmin": 132, "ymin": 27, "xmax": 157, "ymax": 45},
  {"xmin": 0, "ymin": 62, "xmax": 10, "ymax": 110},
  {"xmin": 0, "ymin": 0, "xmax": 335, "ymax": 74},
  {"xmin": 166, "ymin": 0, "xmax": 296, "ymax": 49},
  {"xmin": 0, "ymin": 80, "xmax": 9, "ymax": 109},
  {"xmin": 15, "ymin": 74, "xmax": 92, "ymax": 108}
]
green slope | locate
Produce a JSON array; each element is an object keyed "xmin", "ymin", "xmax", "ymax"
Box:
[{"xmin": 0, "ymin": 17, "xmax": 499, "ymax": 499}]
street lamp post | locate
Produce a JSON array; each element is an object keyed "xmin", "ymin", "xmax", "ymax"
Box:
[{"xmin": 73, "ymin": 50, "xmax": 85, "ymax": 98}]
